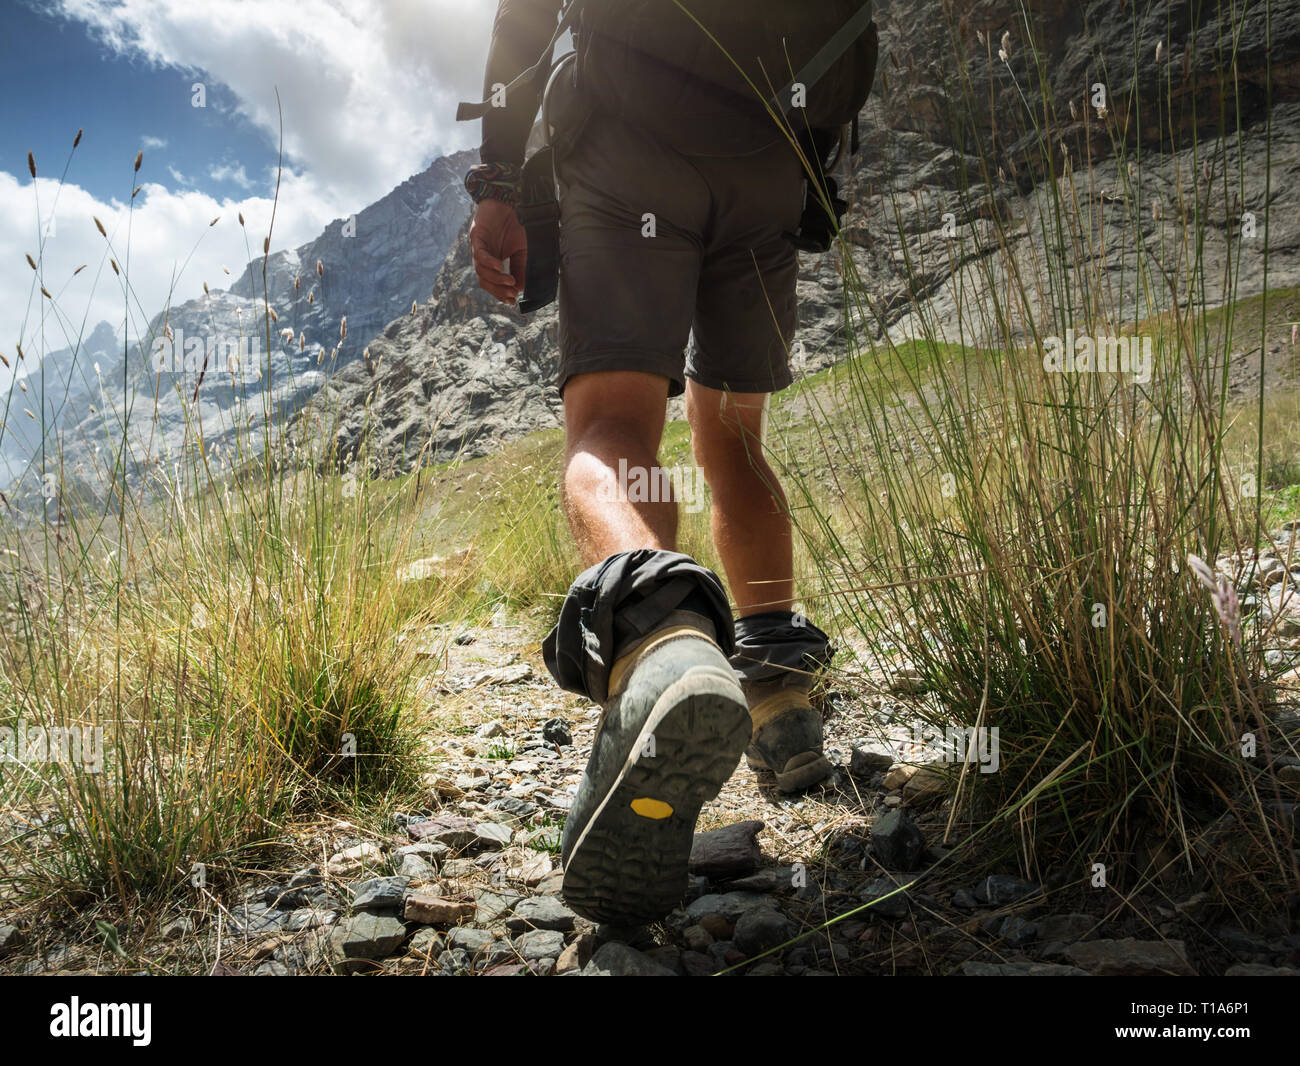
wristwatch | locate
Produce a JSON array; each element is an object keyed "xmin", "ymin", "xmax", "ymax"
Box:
[{"xmin": 465, "ymin": 161, "xmax": 522, "ymax": 206}]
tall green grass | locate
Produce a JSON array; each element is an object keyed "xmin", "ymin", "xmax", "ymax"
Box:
[{"xmin": 773, "ymin": 4, "xmax": 1298, "ymax": 908}]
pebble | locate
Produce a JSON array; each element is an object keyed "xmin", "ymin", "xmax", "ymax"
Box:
[
  {"xmin": 581, "ymin": 942, "xmax": 677, "ymax": 976},
  {"xmin": 849, "ymin": 747, "xmax": 894, "ymax": 775},
  {"xmin": 972, "ymin": 874, "xmax": 1040, "ymax": 905},
  {"xmin": 733, "ymin": 906, "xmax": 797, "ymax": 956},
  {"xmin": 326, "ymin": 841, "xmax": 383, "ymax": 876},
  {"xmin": 870, "ymin": 809, "xmax": 927, "ymax": 871},
  {"xmin": 688, "ymin": 820, "xmax": 764, "ymax": 880},
  {"xmin": 349, "ymin": 876, "xmax": 409, "ymax": 913},
  {"xmin": 404, "ymin": 892, "xmax": 476, "ymax": 925},
  {"xmin": 506, "ymin": 895, "xmax": 577, "ymax": 932},
  {"xmin": 336, "ymin": 913, "xmax": 407, "ymax": 959},
  {"xmin": 1064, "ymin": 938, "xmax": 1196, "ymax": 976},
  {"xmin": 685, "ymin": 891, "xmax": 768, "ymax": 924},
  {"xmin": 861, "ymin": 876, "xmax": 911, "ymax": 919},
  {"xmin": 959, "ymin": 961, "xmax": 1089, "ymax": 976},
  {"xmin": 516, "ymin": 928, "xmax": 566, "ymax": 961}
]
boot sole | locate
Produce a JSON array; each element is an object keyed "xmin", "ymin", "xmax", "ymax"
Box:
[{"xmin": 561, "ymin": 668, "xmax": 749, "ymax": 925}]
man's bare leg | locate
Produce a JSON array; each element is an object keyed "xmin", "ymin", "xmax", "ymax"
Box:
[
  {"xmin": 686, "ymin": 381, "xmax": 793, "ymax": 617},
  {"xmin": 561, "ymin": 370, "xmax": 675, "ymax": 565},
  {"xmin": 553, "ymin": 370, "xmax": 753, "ymax": 924}
]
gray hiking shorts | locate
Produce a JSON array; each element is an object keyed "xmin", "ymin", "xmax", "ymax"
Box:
[{"xmin": 554, "ymin": 109, "xmax": 805, "ymax": 397}]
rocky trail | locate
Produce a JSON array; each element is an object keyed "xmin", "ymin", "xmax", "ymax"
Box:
[{"xmin": 12, "ymin": 538, "xmax": 1300, "ymax": 977}]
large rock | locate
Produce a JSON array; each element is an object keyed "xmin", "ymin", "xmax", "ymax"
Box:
[
  {"xmin": 336, "ymin": 913, "xmax": 408, "ymax": 960},
  {"xmin": 404, "ymin": 892, "xmax": 476, "ymax": 925},
  {"xmin": 733, "ymin": 907, "xmax": 797, "ymax": 956},
  {"xmin": 870, "ymin": 809, "xmax": 927, "ymax": 871},
  {"xmin": 580, "ymin": 942, "xmax": 677, "ymax": 977},
  {"xmin": 688, "ymin": 820, "xmax": 764, "ymax": 880},
  {"xmin": 348, "ymin": 876, "xmax": 408, "ymax": 913},
  {"xmin": 959, "ymin": 961, "xmax": 1089, "ymax": 976},
  {"xmin": 407, "ymin": 815, "xmax": 479, "ymax": 851},
  {"xmin": 1064, "ymin": 938, "xmax": 1197, "ymax": 976},
  {"xmin": 505, "ymin": 896, "xmax": 577, "ymax": 932}
]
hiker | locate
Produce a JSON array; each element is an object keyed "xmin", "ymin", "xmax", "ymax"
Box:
[{"xmin": 459, "ymin": 0, "xmax": 877, "ymax": 924}]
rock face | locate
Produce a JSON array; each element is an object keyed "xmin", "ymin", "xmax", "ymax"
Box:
[
  {"xmin": 3, "ymin": 149, "xmax": 476, "ymax": 508},
  {"xmin": 868, "ymin": 0, "xmax": 1298, "ymax": 170}
]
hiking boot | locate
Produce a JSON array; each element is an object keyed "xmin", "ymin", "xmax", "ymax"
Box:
[
  {"xmin": 560, "ymin": 612, "xmax": 750, "ymax": 925},
  {"xmin": 743, "ymin": 682, "xmax": 834, "ymax": 793}
]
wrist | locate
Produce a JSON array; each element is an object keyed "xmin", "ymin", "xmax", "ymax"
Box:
[{"xmin": 466, "ymin": 161, "xmax": 522, "ymax": 206}]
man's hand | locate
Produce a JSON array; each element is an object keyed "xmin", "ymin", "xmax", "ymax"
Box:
[{"xmin": 469, "ymin": 198, "xmax": 527, "ymax": 305}]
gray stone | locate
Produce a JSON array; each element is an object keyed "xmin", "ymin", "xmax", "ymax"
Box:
[
  {"xmin": 870, "ymin": 809, "xmax": 927, "ymax": 871},
  {"xmin": 506, "ymin": 895, "xmax": 577, "ymax": 932},
  {"xmin": 438, "ymin": 948, "xmax": 473, "ymax": 974},
  {"xmin": 474, "ymin": 887, "xmax": 526, "ymax": 924},
  {"xmin": 448, "ymin": 927, "xmax": 497, "ymax": 955},
  {"xmin": 959, "ymin": 961, "xmax": 1090, "ymax": 976},
  {"xmin": 972, "ymin": 875, "xmax": 1040, "ymax": 905},
  {"xmin": 408, "ymin": 927, "xmax": 442, "ymax": 956},
  {"xmin": 395, "ymin": 841, "xmax": 449, "ymax": 862},
  {"xmin": 733, "ymin": 907, "xmax": 797, "ymax": 956},
  {"xmin": 349, "ymin": 875, "xmax": 409, "ymax": 913},
  {"xmin": 580, "ymin": 942, "xmax": 677, "ymax": 976},
  {"xmin": 994, "ymin": 916, "xmax": 1038, "ymax": 945},
  {"xmin": 684, "ymin": 891, "xmax": 768, "ymax": 924},
  {"xmin": 516, "ymin": 928, "xmax": 566, "ymax": 961},
  {"xmin": 689, "ymin": 820, "xmax": 764, "ymax": 880},
  {"xmin": 487, "ymin": 796, "xmax": 539, "ymax": 820},
  {"xmin": 723, "ymin": 867, "xmax": 793, "ymax": 894},
  {"xmin": 396, "ymin": 853, "xmax": 436, "ymax": 880},
  {"xmin": 1224, "ymin": 963, "xmax": 1299, "ymax": 976},
  {"xmin": 542, "ymin": 717, "xmax": 573, "ymax": 746},
  {"xmin": 1064, "ymin": 938, "xmax": 1197, "ymax": 977},
  {"xmin": 861, "ymin": 877, "xmax": 911, "ymax": 919},
  {"xmin": 338, "ymin": 913, "xmax": 408, "ymax": 959},
  {"xmin": 407, "ymin": 814, "xmax": 479, "ymax": 850},
  {"xmin": 849, "ymin": 747, "xmax": 894, "ymax": 775},
  {"xmin": 1035, "ymin": 913, "xmax": 1097, "ymax": 941},
  {"xmin": 473, "ymin": 821, "xmax": 514, "ymax": 850},
  {"xmin": 0, "ymin": 924, "xmax": 24, "ymax": 956},
  {"xmin": 160, "ymin": 917, "xmax": 194, "ymax": 940}
]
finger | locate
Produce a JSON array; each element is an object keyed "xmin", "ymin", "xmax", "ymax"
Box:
[
  {"xmin": 471, "ymin": 243, "xmax": 507, "ymax": 275},
  {"xmin": 473, "ymin": 245, "xmax": 517, "ymax": 287},
  {"xmin": 475, "ymin": 267, "xmax": 518, "ymax": 303},
  {"xmin": 509, "ymin": 247, "xmax": 527, "ymax": 291}
]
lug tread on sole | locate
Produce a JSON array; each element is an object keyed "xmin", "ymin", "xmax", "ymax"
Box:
[{"xmin": 562, "ymin": 689, "xmax": 749, "ymax": 925}]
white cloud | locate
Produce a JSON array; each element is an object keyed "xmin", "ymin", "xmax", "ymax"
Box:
[
  {"xmin": 208, "ymin": 162, "xmax": 253, "ymax": 189},
  {"xmin": 48, "ymin": 0, "xmax": 497, "ymax": 200},
  {"xmin": 141, "ymin": 134, "xmax": 168, "ymax": 149},
  {"xmin": 167, "ymin": 164, "xmax": 191, "ymax": 185},
  {"xmin": 2, "ymin": 0, "xmax": 502, "ymax": 384},
  {"xmin": 0, "ymin": 167, "xmax": 338, "ymax": 383}
]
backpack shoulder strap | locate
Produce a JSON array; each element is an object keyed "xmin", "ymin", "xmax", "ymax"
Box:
[
  {"xmin": 770, "ymin": 1, "xmax": 874, "ymax": 120},
  {"xmin": 457, "ymin": 1, "xmax": 586, "ymax": 122}
]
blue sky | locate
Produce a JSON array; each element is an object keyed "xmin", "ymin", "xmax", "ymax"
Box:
[{"xmin": 1, "ymin": 0, "xmax": 497, "ymax": 386}]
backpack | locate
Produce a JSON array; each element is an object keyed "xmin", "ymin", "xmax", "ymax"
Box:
[{"xmin": 572, "ymin": 0, "xmax": 878, "ymax": 157}]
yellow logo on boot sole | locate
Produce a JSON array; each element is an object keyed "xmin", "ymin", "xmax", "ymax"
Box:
[{"xmin": 630, "ymin": 797, "xmax": 673, "ymax": 819}]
